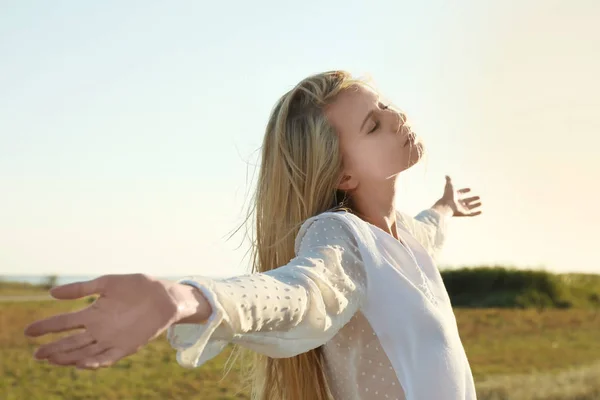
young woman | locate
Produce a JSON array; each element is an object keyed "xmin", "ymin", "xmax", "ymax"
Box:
[{"xmin": 25, "ymin": 70, "xmax": 482, "ymax": 400}]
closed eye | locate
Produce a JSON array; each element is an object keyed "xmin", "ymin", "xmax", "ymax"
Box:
[{"xmin": 367, "ymin": 103, "xmax": 391, "ymax": 133}]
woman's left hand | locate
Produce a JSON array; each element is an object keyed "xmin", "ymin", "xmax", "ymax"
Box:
[{"xmin": 434, "ymin": 175, "xmax": 482, "ymax": 217}]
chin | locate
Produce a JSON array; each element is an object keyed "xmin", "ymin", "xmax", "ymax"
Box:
[
  {"xmin": 404, "ymin": 140, "xmax": 425, "ymax": 170},
  {"xmin": 387, "ymin": 140, "xmax": 426, "ymax": 177}
]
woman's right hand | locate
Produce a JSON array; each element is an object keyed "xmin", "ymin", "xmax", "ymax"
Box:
[{"xmin": 24, "ymin": 273, "xmax": 211, "ymax": 370}]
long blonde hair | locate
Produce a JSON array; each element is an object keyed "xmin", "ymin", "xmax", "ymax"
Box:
[{"xmin": 228, "ymin": 70, "xmax": 362, "ymax": 400}]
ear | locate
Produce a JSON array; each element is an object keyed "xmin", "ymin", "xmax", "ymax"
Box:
[{"xmin": 337, "ymin": 173, "xmax": 358, "ymax": 192}]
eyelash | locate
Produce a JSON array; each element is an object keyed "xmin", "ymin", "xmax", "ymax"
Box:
[{"xmin": 368, "ymin": 103, "xmax": 390, "ymax": 133}]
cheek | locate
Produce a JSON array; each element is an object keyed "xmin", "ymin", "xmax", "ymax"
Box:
[
  {"xmin": 358, "ymin": 140, "xmax": 424, "ymax": 180},
  {"xmin": 344, "ymin": 134, "xmax": 424, "ymax": 182},
  {"xmin": 353, "ymin": 144, "xmax": 405, "ymax": 178}
]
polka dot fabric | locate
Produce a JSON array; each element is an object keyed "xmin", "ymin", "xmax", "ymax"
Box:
[
  {"xmin": 167, "ymin": 209, "xmax": 476, "ymax": 400},
  {"xmin": 168, "ymin": 215, "xmax": 367, "ymax": 364}
]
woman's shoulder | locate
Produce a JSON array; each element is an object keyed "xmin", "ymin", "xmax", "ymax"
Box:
[
  {"xmin": 294, "ymin": 211, "xmax": 355, "ymax": 251},
  {"xmin": 394, "ymin": 209, "xmax": 413, "ymax": 229},
  {"xmin": 297, "ymin": 210, "xmax": 353, "ymax": 233},
  {"xmin": 294, "ymin": 210, "xmax": 375, "ymax": 254},
  {"xmin": 298, "ymin": 209, "xmax": 363, "ymax": 232}
]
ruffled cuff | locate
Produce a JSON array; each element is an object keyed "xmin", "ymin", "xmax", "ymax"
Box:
[
  {"xmin": 416, "ymin": 207, "xmax": 443, "ymax": 223},
  {"xmin": 166, "ymin": 278, "xmax": 234, "ymax": 368}
]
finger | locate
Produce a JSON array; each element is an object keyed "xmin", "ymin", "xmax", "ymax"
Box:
[
  {"xmin": 24, "ymin": 309, "xmax": 89, "ymax": 337},
  {"xmin": 456, "ymin": 210, "xmax": 482, "ymax": 217},
  {"xmin": 34, "ymin": 331, "xmax": 95, "ymax": 360},
  {"xmin": 462, "ymin": 196, "xmax": 480, "ymax": 204},
  {"xmin": 50, "ymin": 276, "xmax": 109, "ymax": 300},
  {"xmin": 457, "ymin": 188, "xmax": 471, "ymax": 194},
  {"xmin": 48, "ymin": 341, "xmax": 108, "ymax": 366},
  {"xmin": 77, "ymin": 347, "xmax": 128, "ymax": 370}
]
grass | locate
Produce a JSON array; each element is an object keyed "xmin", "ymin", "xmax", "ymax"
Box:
[
  {"xmin": 1, "ymin": 300, "xmax": 250, "ymax": 400},
  {"xmin": 1, "ymin": 300, "xmax": 599, "ymax": 399},
  {"xmin": 0, "ymin": 281, "xmax": 50, "ymax": 296},
  {"xmin": 476, "ymin": 361, "xmax": 600, "ymax": 400},
  {"xmin": 454, "ymin": 308, "xmax": 600, "ymax": 380}
]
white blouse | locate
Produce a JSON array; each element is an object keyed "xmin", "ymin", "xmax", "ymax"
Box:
[{"xmin": 167, "ymin": 209, "xmax": 476, "ymax": 400}]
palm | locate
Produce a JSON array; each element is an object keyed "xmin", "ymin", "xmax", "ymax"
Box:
[
  {"xmin": 438, "ymin": 175, "xmax": 482, "ymax": 217},
  {"xmin": 24, "ymin": 274, "xmax": 179, "ymax": 369}
]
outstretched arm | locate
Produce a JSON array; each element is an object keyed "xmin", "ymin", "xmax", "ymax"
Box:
[
  {"xmin": 24, "ymin": 214, "xmax": 366, "ymax": 370},
  {"xmin": 399, "ymin": 176, "xmax": 482, "ymax": 261}
]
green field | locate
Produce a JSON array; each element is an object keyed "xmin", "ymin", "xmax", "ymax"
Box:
[
  {"xmin": 1, "ymin": 300, "xmax": 598, "ymax": 399},
  {"xmin": 1, "ymin": 269, "xmax": 599, "ymax": 399}
]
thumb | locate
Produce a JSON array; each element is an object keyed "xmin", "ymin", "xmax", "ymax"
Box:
[
  {"xmin": 50, "ymin": 276, "xmax": 108, "ymax": 300},
  {"xmin": 444, "ymin": 175, "xmax": 453, "ymax": 193}
]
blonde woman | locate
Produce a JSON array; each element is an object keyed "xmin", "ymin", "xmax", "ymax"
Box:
[{"xmin": 26, "ymin": 70, "xmax": 483, "ymax": 400}]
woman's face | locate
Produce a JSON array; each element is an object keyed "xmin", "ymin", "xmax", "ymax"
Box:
[{"xmin": 325, "ymin": 84, "xmax": 423, "ymax": 192}]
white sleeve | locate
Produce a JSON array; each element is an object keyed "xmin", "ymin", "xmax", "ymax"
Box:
[
  {"xmin": 398, "ymin": 209, "xmax": 448, "ymax": 262},
  {"xmin": 167, "ymin": 214, "xmax": 366, "ymax": 368}
]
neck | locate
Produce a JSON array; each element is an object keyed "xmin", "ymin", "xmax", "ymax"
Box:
[{"xmin": 350, "ymin": 180, "xmax": 399, "ymax": 240}]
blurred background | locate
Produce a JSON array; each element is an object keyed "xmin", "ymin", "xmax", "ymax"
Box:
[{"xmin": 1, "ymin": 1, "xmax": 599, "ymax": 399}]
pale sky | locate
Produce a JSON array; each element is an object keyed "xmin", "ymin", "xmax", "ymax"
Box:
[{"xmin": 1, "ymin": 0, "xmax": 599, "ymax": 277}]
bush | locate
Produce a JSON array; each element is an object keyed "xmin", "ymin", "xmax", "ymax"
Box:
[
  {"xmin": 439, "ymin": 266, "xmax": 596, "ymax": 309},
  {"xmin": 42, "ymin": 275, "xmax": 59, "ymax": 290}
]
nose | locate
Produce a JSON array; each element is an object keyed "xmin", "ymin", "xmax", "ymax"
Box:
[
  {"xmin": 384, "ymin": 105, "xmax": 406, "ymax": 130},
  {"xmin": 391, "ymin": 111, "xmax": 409, "ymax": 136}
]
